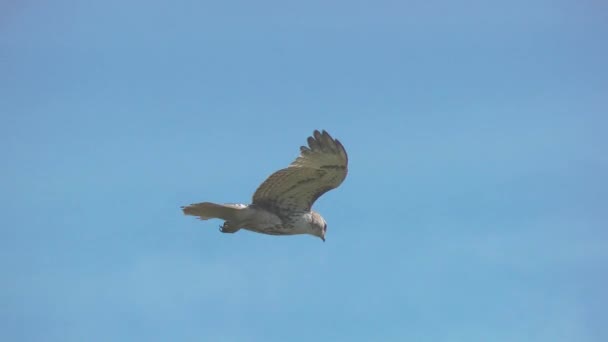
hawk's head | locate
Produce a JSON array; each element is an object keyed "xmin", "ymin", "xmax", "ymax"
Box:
[{"xmin": 310, "ymin": 211, "xmax": 327, "ymax": 242}]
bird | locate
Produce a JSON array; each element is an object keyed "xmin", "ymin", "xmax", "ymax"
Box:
[{"xmin": 181, "ymin": 130, "xmax": 348, "ymax": 242}]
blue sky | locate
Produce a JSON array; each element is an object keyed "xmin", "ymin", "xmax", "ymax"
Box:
[{"xmin": 1, "ymin": 1, "xmax": 607, "ymax": 341}]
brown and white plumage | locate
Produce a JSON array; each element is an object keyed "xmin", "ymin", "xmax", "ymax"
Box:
[{"xmin": 182, "ymin": 130, "xmax": 348, "ymax": 241}]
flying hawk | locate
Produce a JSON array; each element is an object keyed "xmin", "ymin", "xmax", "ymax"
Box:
[{"xmin": 182, "ymin": 130, "xmax": 348, "ymax": 241}]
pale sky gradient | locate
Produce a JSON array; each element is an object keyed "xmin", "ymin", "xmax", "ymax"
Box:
[{"xmin": 1, "ymin": 1, "xmax": 607, "ymax": 341}]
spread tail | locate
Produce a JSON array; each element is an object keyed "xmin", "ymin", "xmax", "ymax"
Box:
[{"xmin": 181, "ymin": 202, "xmax": 246, "ymax": 221}]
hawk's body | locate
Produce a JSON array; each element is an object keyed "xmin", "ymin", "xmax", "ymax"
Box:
[{"xmin": 182, "ymin": 130, "xmax": 348, "ymax": 241}]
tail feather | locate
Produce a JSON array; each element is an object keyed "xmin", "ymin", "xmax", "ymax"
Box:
[{"xmin": 181, "ymin": 202, "xmax": 246, "ymax": 220}]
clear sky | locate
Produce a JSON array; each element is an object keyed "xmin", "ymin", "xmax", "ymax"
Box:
[{"xmin": 1, "ymin": 1, "xmax": 607, "ymax": 341}]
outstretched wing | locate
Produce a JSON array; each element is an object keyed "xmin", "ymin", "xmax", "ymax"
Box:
[{"xmin": 252, "ymin": 130, "xmax": 348, "ymax": 214}]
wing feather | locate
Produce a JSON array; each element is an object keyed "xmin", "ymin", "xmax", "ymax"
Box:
[{"xmin": 252, "ymin": 130, "xmax": 348, "ymax": 214}]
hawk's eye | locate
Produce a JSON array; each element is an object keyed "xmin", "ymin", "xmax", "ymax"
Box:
[{"xmin": 323, "ymin": 223, "xmax": 327, "ymax": 231}]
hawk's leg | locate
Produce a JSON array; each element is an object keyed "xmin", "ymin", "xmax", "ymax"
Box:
[{"xmin": 219, "ymin": 221, "xmax": 239, "ymax": 234}]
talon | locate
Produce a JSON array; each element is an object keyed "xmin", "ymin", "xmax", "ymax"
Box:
[{"xmin": 218, "ymin": 224, "xmax": 224, "ymax": 232}]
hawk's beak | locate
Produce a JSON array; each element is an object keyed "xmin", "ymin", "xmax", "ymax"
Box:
[{"xmin": 321, "ymin": 236, "xmax": 325, "ymax": 242}]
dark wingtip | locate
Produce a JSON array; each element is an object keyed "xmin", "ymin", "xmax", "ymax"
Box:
[{"xmin": 307, "ymin": 129, "xmax": 347, "ymax": 159}]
